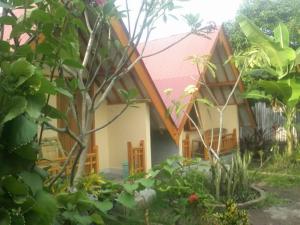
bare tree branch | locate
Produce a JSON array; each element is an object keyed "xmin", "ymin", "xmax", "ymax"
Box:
[
  {"xmin": 47, "ymin": 142, "xmax": 78, "ymax": 188},
  {"xmin": 87, "ymin": 104, "xmax": 129, "ymax": 134}
]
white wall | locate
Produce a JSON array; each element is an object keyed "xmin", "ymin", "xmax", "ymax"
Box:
[
  {"xmin": 197, "ymin": 103, "xmax": 239, "ymax": 141},
  {"xmin": 95, "ymin": 102, "xmax": 151, "ymax": 174}
]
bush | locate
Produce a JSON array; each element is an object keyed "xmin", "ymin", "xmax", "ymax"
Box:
[{"xmin": 213, "ymin": 200, "xmax": 249, "ymax": 225}]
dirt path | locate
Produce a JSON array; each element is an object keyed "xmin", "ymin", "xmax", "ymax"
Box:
[{"xmin": 248, "ymin": 185, "xmax": 300, "ymax": 225}]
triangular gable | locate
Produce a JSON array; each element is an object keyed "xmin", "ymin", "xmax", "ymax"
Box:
[
  {"xmin": 111, "ymin": 19, "xmax": 180, "ymax": 144},
  {"xmin": 138, "ymin": 26, "xmax": 256, "ymax": 137},
  {"xmin": 139, "ymin": 30, "xmax": 220, "ymax": 128}
]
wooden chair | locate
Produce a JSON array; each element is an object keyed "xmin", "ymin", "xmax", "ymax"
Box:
[{"xmin": 127, "ymin": 140, "xmax": 145, "ymax": 175}]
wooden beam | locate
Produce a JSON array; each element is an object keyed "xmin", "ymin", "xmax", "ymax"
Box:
[
  {"xmin": 219, "ymin": 27, "xmax": 256, "ymax": 128},
  {"xmin": 215, "ymin": 46, "xmax": 239, "ymax": 105},
  {"xmin": 111, "ymin": 19, "xmax": 179, "ymax": 144}
]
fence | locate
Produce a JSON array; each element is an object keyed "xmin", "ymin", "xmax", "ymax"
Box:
[
  {"xmin": 38, "ymin": 145, "xmax": 99, "ymax": 176},
  {"xmin": 240, "ymin": 102, "xmax": 299, "ymax": 142}
]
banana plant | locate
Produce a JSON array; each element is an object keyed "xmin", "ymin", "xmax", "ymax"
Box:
[{"xmin": 238, "ymin": 16, "xmax": 300, "ymax": 155}]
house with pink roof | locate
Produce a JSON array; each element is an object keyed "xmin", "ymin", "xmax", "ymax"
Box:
[
  {"xmin": 140, "ymin": 27, "xmax": 256, "ymax": 163},
  {"xmin": 1, "ymin": 6, "xmax": 255, "ymax": 176}
]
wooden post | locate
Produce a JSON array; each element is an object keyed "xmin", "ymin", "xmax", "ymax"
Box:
[
  {"xmin": 140, "ymin": 140, "xmax": 145, "ymax": 173},
  {"xmin": 94, "ymin": 145, "xmax": 99, "ymax": 173},
  {"xmin": 183, "ymin": 134, "xmax": 191, "ymax": 159},
  {"xmin": 127, "ymin": 142, "xmax": 133, "ymax": 175}
]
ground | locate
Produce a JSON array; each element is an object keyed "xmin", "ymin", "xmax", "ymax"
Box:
[{"xmin": 249, "ymin": 184, "xmax": 300, "ymax": 225}]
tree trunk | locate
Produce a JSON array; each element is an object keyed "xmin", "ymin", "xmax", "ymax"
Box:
[
  {"xmin": 285, "ymin": 107, "xmax": 295, "ymax": 156},
  {"xmin": 73, "ymin": 103, "xmax": 93, "ymax": 184},
  {"xmin": 286, "ymin": 126, "xmax": 293, "ymax": 156}
]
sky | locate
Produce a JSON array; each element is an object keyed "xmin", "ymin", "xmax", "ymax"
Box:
[{"xmin": 116, "ymin": 0, "xmax": 243, "ymax": 40}]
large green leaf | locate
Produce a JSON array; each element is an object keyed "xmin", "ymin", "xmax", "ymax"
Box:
[
  {"xmin": 258, "ymin": 80, "xmax": 292, "ymax": 101},
  {"xmin": 93, "ymin": 200, "xmax": 113, "ymax": 213},
  {"xmin": 4, "ymin": 115, "xmax": 37, "ymax": 150},
  {"xmin": 10, "ymin": 58, "xmax": 35, "ymax": 87},
  {"xmin": 0, "ymin": 94, "xmax": 27, "ymax": 125},
  {"xmin": 0, "ymin": 16, "xmax": 16, "ymax": 25},
  {"xmin": 14, "ymin": 142, "xmax": 39, "ymax": 161},
  {"xmin": 2, "ymin": 176, "xmax": 29, "ymax": 204},
  {"xmin": 116, "ymin": 192, "xmax": 136, "ymax": 209},
  {"xmin": 25, "ymin": 191, "xmax": 57, "ymax": 225},
  {"xmin": 280, "ymin": 78, "xmax": 300, "ymax": 106},
  {"xmin": 90, "ymin": 213, "xmax": 104, "ymax": 225},
  {"xmin": 241, "ymin": 90, "xmax": 272, "ymax": 101},
  {"xmin": 42, "ymin": 104, "xmax": 67, "ymax": 120},
  {"xmin": 274, "ymin": 23, "xmax": 289, "ymax": 48},
  {"xmin": 123, "ymin": 182, "xmax": 139, "ymax": 194},
  {"xmin": 238, "ymin": 15, "xmax": 295, "ymax": 77},
  {"xmin": 26, "ymin": 94, "xmax": 46, "ymax": 119},
  {"xmin": 19, "ymin": 171, "xmax": 43, "ymax": 195},
  {"xmin": 139, "ymin": 178, "xmax": 155, "ymax": 188}
]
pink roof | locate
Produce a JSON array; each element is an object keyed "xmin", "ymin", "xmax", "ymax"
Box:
[{"xmin": 139, "ymin": 30, "xmax": 220, "ymax": 127}]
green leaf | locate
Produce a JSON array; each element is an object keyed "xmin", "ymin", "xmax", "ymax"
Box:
[
  {"xmin": 139, "ymin": 178, "xmax": 155, "ymax": 188},
  {"xmin": 238, "ymin": 15, "xmax": 295, "ymax": 77},
  {"xmin": 258, "ymin": 80, "xmax": 292, "ymax": 101},
  {"xmin": 26, "ymin": 191, "xmax": 57, "ymax": 225},
  {"xmin": 281, "ymin": 78, "xmax": 300, "ymax": 105},
  {"xmin": 4, "ymin": 115, "xmax": 37, "ymax": 150},
  {"xmin": 116, "ymin": 192, "xmax": 136, "ymax": 209},
  {"xmin": 26, "ymin": 94, "xmax": 46, "ymax": 119},
  {"xmin": 19, "ymin": 171, "xmax": 43, "ymax": 195},
  {"xmin": 0, "ymin": 95, "xmax": 27, "ymax": 125},
  {"xmin": 36, "ymin": 43, "xmax": 54, "ymax": 55},
  {"xmin": 0, "ymin": 41, "xmax": 10, "ymax": 53},
  {"xmin": 10, "ymin": 58, "xmax": 35, "ymax": 87},
  {"xmin": 42, "ymin": 104, "xmax": 67, "ymax": 120},
  {"xmin": 63, "ymin": 59, "xmax": 83, "ymax": 69},
  {"xmin": 55, "ymin": 87, "xmax": 73, "ymax": 98},
  {"xmin": 195, "ymin": 98, "xmax": 214, "ymax": 107},
  {"xmin": 0, "ymin": 208, "xmax": 10, "ymax": 225},
  {"xmin": 90, "ymin": 213, "xmax": 104, "ymax": 225},
  {"xmin": 274, "ymin": 23, "xmax": 289, "ymax": 48},
  {"xmin": 30, "ymin": 9, "xmax": 52, "ymax": 23},
  {"xmin": 2, "ymin": 176, "xmax": 29, "ymax": 204},
  {"xmin": 39, "ymin": 78, "xmax": 56, "ymax": 95},
  {"xmin": 73, "ymin": 215, "xmax": 93, "ymax": 225},
  {"xmin": 11, "ymin": 213, "xmax": 25, "ymax": 225},
  {"xmin": 123, "ymin": 182, "xmax": 139, "ymax": 194},
  {"xmin": 241, "ymin": 90, "xmax": 271, "ymax": 101},
  {"xmin": 0, "ymin": 16, "xmax": 16, "ymax": 25},
  {"xmin": 14, "ymin": 142, "xmax": 39, "ymax": 161},
  {"xmin": 94, "ymin": 200, "xmax": 113, "ymax": 213}
]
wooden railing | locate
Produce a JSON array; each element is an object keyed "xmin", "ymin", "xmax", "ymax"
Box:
[
  {"xmin": 182, "ymin": 134, "xmax": 192, "ymax": 159},
  {"xmin": 182, "ymin": 129, "xmax": 238, "ymax": 160},
  {"xmin": 127, "ymin": 140, "xmax": 145, "ymax": 175},
  {"xmin": 204, "ymin": 129, "xmax": 237, "ymax": 160},
  {"xmin": 38, "ymin": 145, "xmax": 99, "ymax": 176}
]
